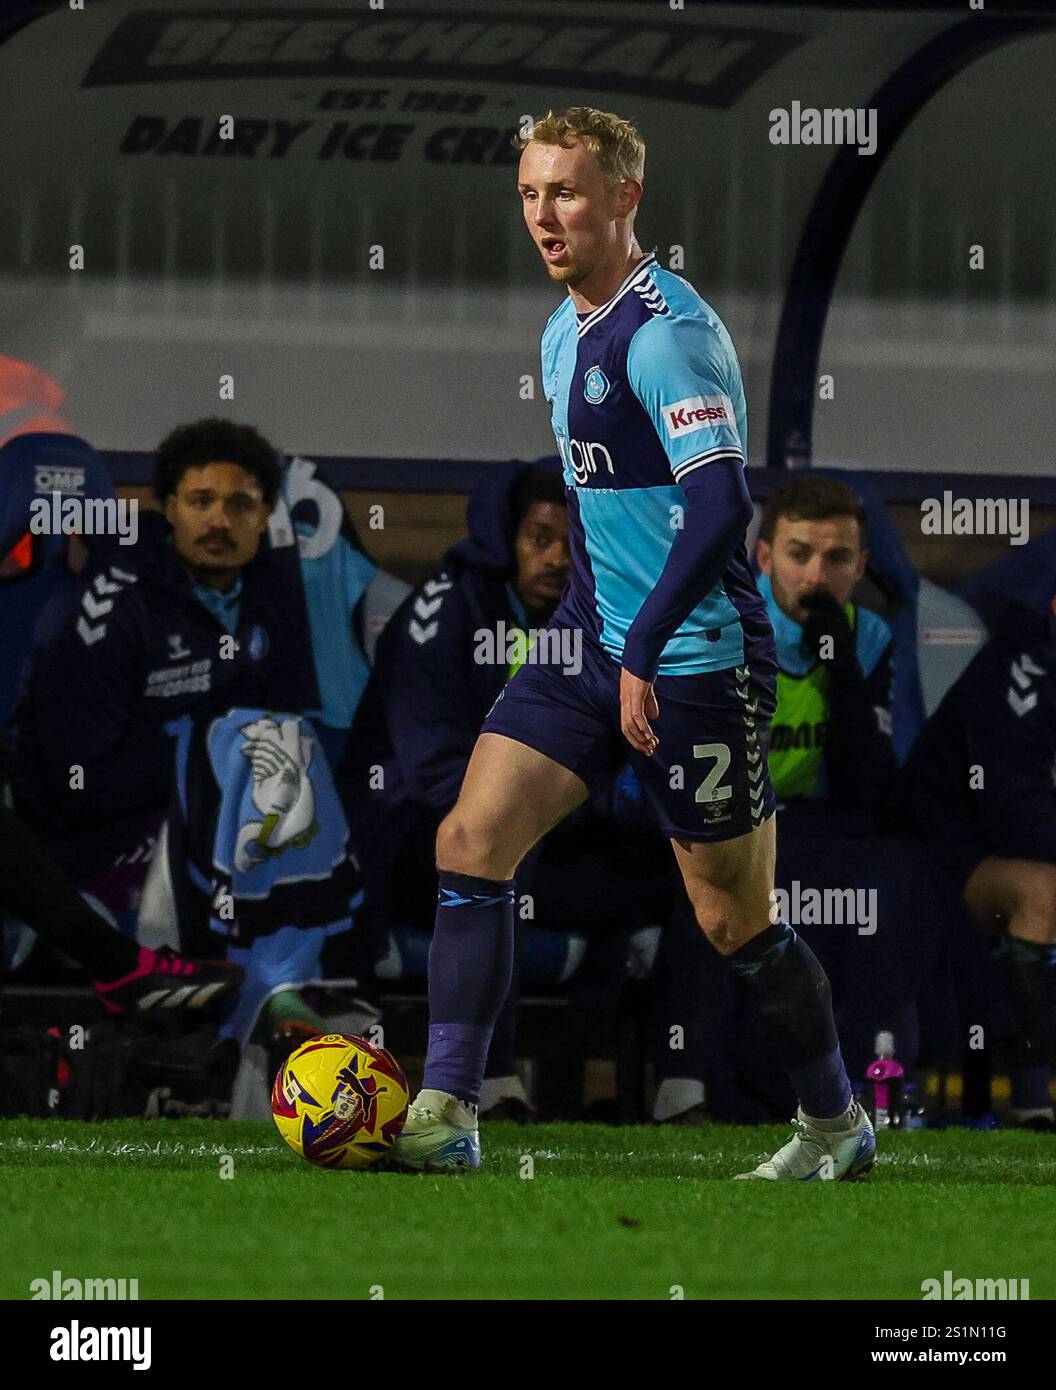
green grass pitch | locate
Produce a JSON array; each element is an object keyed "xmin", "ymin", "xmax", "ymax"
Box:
[{"xmin": 2, "ymin": 1119, "xmax": 1053, "ymax": 1300}]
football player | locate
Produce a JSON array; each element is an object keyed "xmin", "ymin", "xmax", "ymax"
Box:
[{"xmin": 390, "ymin": 108, "xmax": 874, "ymax": 1180}]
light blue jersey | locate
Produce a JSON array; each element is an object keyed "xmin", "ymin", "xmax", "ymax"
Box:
[{"xmin": 544, "ymin": 252, "xmax": 768, "ymax": 675}]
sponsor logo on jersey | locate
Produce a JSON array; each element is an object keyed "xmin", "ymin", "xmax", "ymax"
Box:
[
  {"xmin": 583, "ymin": 365, "xmax": 611, "ymax": 404},
  {"xmin": 144, "ymin": 659, "xmax": 212, "ymax": 699},
  {"xmin": 556, "ymin": 434, "xmax": 615, "ymax": 486},
  {"xmin": 662, "ymin": 394, "xmax": 735, "ymax": 439},
  {"xmin": 770, "ymin": 720, "xmax": 827, "ymax": 751}
]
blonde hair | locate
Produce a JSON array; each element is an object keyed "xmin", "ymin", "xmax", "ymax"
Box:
[{"xmin": 516, "ymin": 106, "xmax": 645, "ymax": 186}]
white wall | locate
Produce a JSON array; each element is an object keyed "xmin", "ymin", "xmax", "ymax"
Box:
[{"xmin": 1, "ymin": 1, "xmax": 1052, "ymax": 473}]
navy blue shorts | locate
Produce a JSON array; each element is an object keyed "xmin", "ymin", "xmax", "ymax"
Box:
[{"xmin": 481, "ymin": 632, "xmax": 778, "ymax": 843}]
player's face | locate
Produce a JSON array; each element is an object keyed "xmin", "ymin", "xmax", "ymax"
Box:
[
  {"xmin": 517, "ymin": 139, "xmax": 629, "ymax": 287},
  {"xmin": 165, "ymin": 461, "xmax": 270, "ymax": 589},
  {"xmin": 757, "ymin": 515, "xmax": 867, "ymax": 623},
  {"xmin": 513, "ymin": 500, "xmax": 571, "ymax": 615}
]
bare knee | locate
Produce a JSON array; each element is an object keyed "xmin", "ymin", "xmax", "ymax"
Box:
[
  {"xmin": 1010, "ymin": 862, "xmax": 1056, "ymax": 944},
  {"xmin": 688, "ymin": 890, "xmax": 748, "ymax": 956},
  {"xmin": 674, "ymin": 821, "xmax": 775, "ymax": 956},
  {"xmin": 435, "ymin": 812, "xmax": 506, "ymax": 880},
  {"xmin": 970, "ymin": 858, "xmax": 1056, "ymax": 944}
]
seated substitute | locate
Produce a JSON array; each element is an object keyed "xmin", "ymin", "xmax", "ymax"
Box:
[
  {"xmin": 755, "ymin": 474, "xmax": 897, "ymax": 815},
  {"xmin": 900, "ymin": 585, "xmax": 1056, "ymax": 1128},
  {"xmin": 751, "ymin": 476, "xmax": 946, "ymax": 1085},
  {"xmin": 9, "ymin": 418, "xmax": 319, "ymax": 926}
]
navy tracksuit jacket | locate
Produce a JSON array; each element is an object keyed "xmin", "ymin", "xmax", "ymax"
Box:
[
  {"xmin": 900, "ymin": 600, "xmax": 1056, "ymax": 880},
  {"xmin": 10, "ymin": 510, "xmax": 319, "ymax": 877}
]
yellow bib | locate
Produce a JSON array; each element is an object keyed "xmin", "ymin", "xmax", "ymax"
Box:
[{"xmin": 768, "ymin": 602, "xmax": 856, "ymax": 799}]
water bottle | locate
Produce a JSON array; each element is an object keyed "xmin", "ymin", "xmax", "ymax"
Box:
[{"xmin": 865, "ymin": 1031, "xmax": 905, "ymax": 1130}]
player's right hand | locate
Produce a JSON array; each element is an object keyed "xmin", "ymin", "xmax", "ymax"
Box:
[{"xmin": 619, "ymin": 666, "xmax": 660, "ymax": 755}]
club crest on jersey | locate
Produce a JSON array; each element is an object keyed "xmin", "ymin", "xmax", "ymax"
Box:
[
  {"xmin": 662, "ymin": 393, "xmax": 736, "ymax": 439},
  {"xmin": 583, "ymin": 365, "xmax": 611, "ymax": 404}
]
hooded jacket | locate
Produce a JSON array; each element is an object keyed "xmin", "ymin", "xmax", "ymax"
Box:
[{"xmin": 344, "ymin": 461, "xmax": 558, "ymax": 815}]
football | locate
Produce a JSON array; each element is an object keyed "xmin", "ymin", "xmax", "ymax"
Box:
[{"xmin": 271, "ymin": 1033, "xmax": 409, "ymax": 1170}]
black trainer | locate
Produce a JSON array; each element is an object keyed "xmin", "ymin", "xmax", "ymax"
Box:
[{"xmin": 94, "ymin": 945, "xmax": 243, "ymax": 1017}]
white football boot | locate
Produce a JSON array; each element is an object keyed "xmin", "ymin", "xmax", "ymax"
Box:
[
  {"xmin": 387, "ymin": 1089, "xmax": 481, "ymax": 1173},
  {"xmin": 735, "ymin": 1100, "xmax": 875, "ymax": 1181}
]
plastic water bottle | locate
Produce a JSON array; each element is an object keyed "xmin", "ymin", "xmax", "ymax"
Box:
[{"xmin": 865, "ymin": 1031, "xmax": 905, "ymax": 1130}]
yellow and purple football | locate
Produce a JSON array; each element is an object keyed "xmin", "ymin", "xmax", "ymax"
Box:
[{"xmin": 271, "ymin": 1032, "xmax": 409, "ymax": 1170}]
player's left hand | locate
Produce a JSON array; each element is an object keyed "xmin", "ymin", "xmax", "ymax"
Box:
[{"xmin": 620, "ymin": 667, "xmax": 660, "ymax": 755}]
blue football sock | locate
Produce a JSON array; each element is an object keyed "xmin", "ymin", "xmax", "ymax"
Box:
[
  {"xmin": 422, "ymin": 869, "xmax": 515, "ymax": 1107},
  {"xmin": 486, "ymin": 928, "xmax": 520, "ymax": 1079},
  {"xmin": 729, "ymin": 921, "xmax": 852, "ymax": 1120}
]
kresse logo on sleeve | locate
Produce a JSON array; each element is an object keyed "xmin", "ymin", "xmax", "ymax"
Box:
[{"xmin": 662, "ymin": 394, "xmax": 735, "ymax": 439}]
